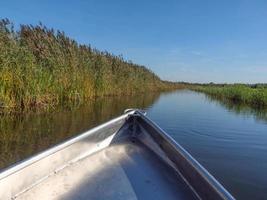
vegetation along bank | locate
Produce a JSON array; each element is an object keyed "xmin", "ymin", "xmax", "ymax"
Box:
[
  {"xmin": 0, "ymin": 19, "xmax": 182, "ymax": 111},
  {"xmin": 192, "ymin": 84, "xmax": 267, "ymax": 109}
]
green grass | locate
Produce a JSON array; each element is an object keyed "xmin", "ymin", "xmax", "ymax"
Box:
[
  {"xmin": 192, "ymin": 84, "xmax": 267, "ymax": 108},
  {"xmin": 0, "ymin": 19, "xmax": 182, "ymax": 111}
]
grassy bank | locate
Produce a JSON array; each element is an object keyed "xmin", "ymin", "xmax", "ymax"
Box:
[
  {"xmin": 192, "ymin": 84, "xmax": 267, "ymax": 108},
  {"xmin": 0, "ymin": 19, "xmax": 181, "ymax": 111}
]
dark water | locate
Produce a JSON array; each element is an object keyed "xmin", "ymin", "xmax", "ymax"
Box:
[
  {"xmin": 0, "ymin": 93, "xmax": 161, "ymax": 170},
  {"xmin": 1, "ymin": 90, "xmax": 267, "ymax": 199},
  {"xmin": 147, "ymin": 90, "xmax": 267, "ymax": 200}
]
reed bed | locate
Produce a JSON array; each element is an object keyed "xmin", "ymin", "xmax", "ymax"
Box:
[
  {"xmin": 0, "ymin": 19, "xmax": 181, "ymax": 111},
  {"xmin": 193, "ymin": 84, "xmax": 267, "ymax": 108}
]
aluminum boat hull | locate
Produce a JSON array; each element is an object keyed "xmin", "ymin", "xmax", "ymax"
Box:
[{"xmin": 0, "ymin": 110, "xmax": 235, "ymax": 200}]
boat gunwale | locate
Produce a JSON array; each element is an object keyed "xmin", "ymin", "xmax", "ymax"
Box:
[
  {"xmin": 135, "ymin": 110, "xmax": 235, "ymax": 200},
  {"xmin": 0, "ymin": 110, "xmax": 135, "ymax": 180},
  {"xmin": 0, "ymin": 109, "xmax": 235, "ymax": 200}
]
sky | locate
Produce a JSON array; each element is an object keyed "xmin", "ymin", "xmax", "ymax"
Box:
[{"xmin": 1, "ymin": 0, "xmax": 267, "ymax": 83}]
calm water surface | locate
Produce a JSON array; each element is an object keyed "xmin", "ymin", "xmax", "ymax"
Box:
[
  {"xmin": 147, "ymin": 90, "xmax": 267, "ymax": 200},
  {"xmin": 1, "ymin": 90, "xmax": 267, "ymax": 199}
]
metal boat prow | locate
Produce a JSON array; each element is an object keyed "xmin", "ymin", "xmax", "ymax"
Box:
[{"xmin": 0, "ymin": 109, "xmax": 235, "ymax": 200}]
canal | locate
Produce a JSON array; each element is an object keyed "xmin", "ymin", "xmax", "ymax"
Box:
[{"xmin": 1, "ymin": 90, "xmax": 267, "ymax": 199}]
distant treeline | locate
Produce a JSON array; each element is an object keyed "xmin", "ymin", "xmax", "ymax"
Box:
[
  {"xmin": 180, "ymin": 82, "xmax": 267, "ymax": 88},
  {"xmin": 189, "ymin": 83, "xmax": 267, "ymax": 109},
  {"xmin": 0, "ymin": 19, "xmax": 181, "ymax": 111}
]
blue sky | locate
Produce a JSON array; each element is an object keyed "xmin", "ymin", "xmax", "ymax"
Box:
[{"xmin": 1, "ymin": 0, "xmax": 267, "ymax": 83}]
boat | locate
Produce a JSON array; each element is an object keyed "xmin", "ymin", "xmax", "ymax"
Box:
[{"xmin": 0, "ymin": 109, "xmax": 235, "ymax": 200}]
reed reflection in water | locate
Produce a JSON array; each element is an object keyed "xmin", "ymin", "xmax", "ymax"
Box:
[{"xmin": 0, "ymin": 92, "xmax": 161, "ymax": 169}]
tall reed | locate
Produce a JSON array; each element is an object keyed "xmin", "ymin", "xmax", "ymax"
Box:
[
  {"xmin": 193, "ymin": 84, "xmax": 267, "ymax": 108},
  {"xmin": 0, "ymin": 19, "xmax": 181, "ymax": 111}
]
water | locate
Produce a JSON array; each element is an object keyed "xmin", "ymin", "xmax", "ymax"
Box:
[
  {"xmin": 1, "ymin": 90, "xmax": 267, "ymax": 199},
  {"xmin": 147, "ymin": 90, "xmax": 267, "ymax": 200}
]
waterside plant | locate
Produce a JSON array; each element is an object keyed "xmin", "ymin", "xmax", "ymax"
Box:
[
  {"xmin": 0, "ymin": 19, "xmax": 181, "ymax": 111},
  {"xmin": 193, "ymin": 84, "xmax": 267, "ymax": 109}
]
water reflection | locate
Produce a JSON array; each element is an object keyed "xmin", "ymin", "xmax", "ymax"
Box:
[
  {"xmin": 204, "ymin": 95, "xmax": 267, "ymax": 124},
  {"xmin": 1, "ymin": 89, "xmax": 267, "ymax": 199},
  {"xmin": 0, "ymin": 93, "xmax": 161, "ymax": 170},
  {"xmin": 147, "ymin": 90, "xmax": 267, "ymax": 200}
]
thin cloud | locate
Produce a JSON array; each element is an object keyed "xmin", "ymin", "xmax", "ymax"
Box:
[{"xmin": 190, "ymin": 51, "xmax": 203, "ymax": 56}]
